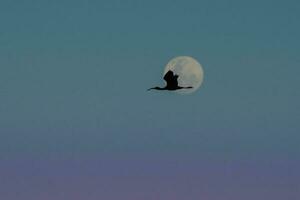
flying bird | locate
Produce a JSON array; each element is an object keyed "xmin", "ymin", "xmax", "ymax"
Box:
[{"xmin": 148, "ymin": 70, "xmax": 193, "ymax": 91}]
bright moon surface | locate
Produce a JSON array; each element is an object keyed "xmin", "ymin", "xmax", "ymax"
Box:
[{"xmin": 164, "ymin": 56, "xmax": 204, "ymax": 94}]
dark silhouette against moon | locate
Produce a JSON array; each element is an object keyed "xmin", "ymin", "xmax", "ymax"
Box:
[{"xmin": 148, "ymin": 70, "xmax": 193, "ymax": 91}]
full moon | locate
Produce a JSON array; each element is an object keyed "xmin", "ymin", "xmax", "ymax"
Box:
[{"xmin": 164, "ymin": 56, "xmax": 204, "ymax": 94}]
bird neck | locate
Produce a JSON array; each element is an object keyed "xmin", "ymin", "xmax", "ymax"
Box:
[{"xmin": 149, "ymin": 87, "xmax": 166, "ymax": 90}]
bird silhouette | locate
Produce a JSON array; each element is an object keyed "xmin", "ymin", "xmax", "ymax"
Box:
[{"xmin": 148, "ymin": 70, "xmax": 193, "ymax": 91}]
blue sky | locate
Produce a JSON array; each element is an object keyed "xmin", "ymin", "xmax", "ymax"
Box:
[{"xmin": 0, "ymin": 0, "xmax": 299, "ymax": 199}]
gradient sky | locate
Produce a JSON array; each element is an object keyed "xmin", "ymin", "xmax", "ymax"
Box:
[{"xmin": 0, "ymin": 0, "xmax": 299, "ymax": 199}]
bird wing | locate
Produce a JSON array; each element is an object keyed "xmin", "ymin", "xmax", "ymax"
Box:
[
  {"xmin": 163, "ymin": 70, "xmax": 179, "ymax": 88},
  {"xmin": 171, "ymin": 75, "xmax": 179, "ymax": 87},
  {"xmin": 163, "ymin": 70, "xmax": 174, "ymax": 82}
]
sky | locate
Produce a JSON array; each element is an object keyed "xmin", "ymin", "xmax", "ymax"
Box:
[{"xmin": 0, "ymin": 0, "xmax": 299, "ymax": 199}]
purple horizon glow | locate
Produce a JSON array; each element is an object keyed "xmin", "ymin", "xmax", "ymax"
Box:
[{"xmin": 1, "ymin": 157, "xmax": 299, "ymax": 200}]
